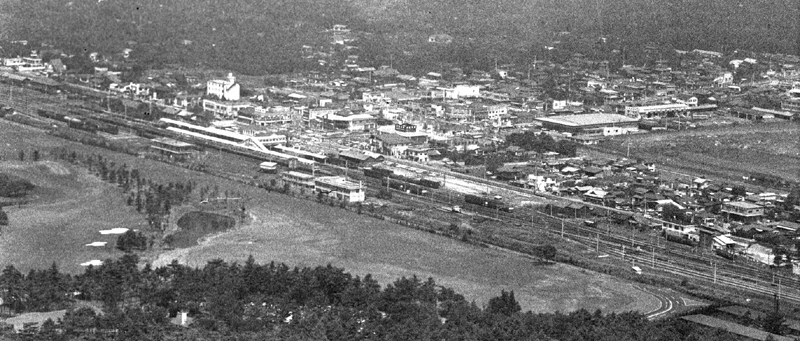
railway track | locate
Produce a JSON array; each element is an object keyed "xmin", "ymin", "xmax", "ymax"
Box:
[
  {"xmin": 368, "ymin": 179, "xmax": 800, "ymax": 305},
  {"xmin": 5, "ymin": 84, "xmax": 800, "ymax": 306}
]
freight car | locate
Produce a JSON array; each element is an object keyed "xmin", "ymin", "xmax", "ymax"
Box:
[
  {"xmin": 464, "ymin": 194, "xmax": 514, "ymax": 212},
  {"xmin": 363, "ymin": 167, "xmax": 393, "ymax": 179},
  {"xmin": 381, "ymin": 178, "xmax": 428, "ymax": 195}
]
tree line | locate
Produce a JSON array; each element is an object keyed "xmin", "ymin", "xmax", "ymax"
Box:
[{"xmin": 0, "ymin": 256, "xmax": 740, "ymax": 341}]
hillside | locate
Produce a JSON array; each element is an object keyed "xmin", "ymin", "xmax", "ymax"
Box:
[{"xmin": 0, "ymin": 0, "xmax": 797, "ymax": 75}]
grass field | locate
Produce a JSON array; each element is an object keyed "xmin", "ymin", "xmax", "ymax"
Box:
[
  {"xmin": 152, "ymin": 194, "xmax": 658, "ymax": 314},
  {"xmin": 596, "ymin": 122, "xmax": 800, "ymax": 185},
  {"xmin": 0, "ymin": 119, "xmax": 661, "ymax": 314},
  {"xmin": 0, "ymin": 161, "xmax": 146, "ymax": 274}
]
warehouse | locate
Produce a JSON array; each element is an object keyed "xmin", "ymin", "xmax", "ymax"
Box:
[{"xmin": 535, "ymin": 113, "xmax": 639, "ymax": 136}]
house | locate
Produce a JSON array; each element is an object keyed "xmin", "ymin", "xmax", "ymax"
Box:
[
  {"xmin": 744, "ymin": 243, "xmax": 774, "ymax": 265},
  {"xmin": 775, "ymin": 220, "xmax": 800, "ymax": 233},
  {"xmin": 583, "ymin": 188, "xmax": 608, "ymax": 203},
  {"xmin": 405, "ymin": 146, "xmax": 432, "ymax": 163},
  {"xmin": 374, "ymin": 134, "xmax": 412, "ymax": 157},
  {"xmin": 527, "ymin": 174, "xmax": 558, "ymax": 192}
]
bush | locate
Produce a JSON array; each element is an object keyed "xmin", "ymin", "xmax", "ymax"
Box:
[
  {"xmin": 0, "ymin": 173, "xmax": 35, "ymax": 197},
  {"xmin": 532, "ymin": 245, "xmax": 557, "ymax": 260},
  {"xmin": 116, "ymin": 230, "xmax": 148, "ymax": 252}
]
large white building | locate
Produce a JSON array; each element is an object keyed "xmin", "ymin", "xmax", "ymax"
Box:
[
  {"xmin": 431, "ymin": 85, "xmax": 481, "ymax": 100},
  {"xmin": 315, "ymin": 176, "xmax": 365, "ymax": 203},
  {"xmin": 207, "ymin": 73, "xmax": 240, "ymax": 101},
  {"xmin": 624, "ymin": 103, "xmax": 689, "ymax": 119}
]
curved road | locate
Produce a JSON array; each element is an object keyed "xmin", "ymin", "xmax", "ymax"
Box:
[{"xmin": 632, "ymin": 285, "xmax": 705, "ymax": 320}]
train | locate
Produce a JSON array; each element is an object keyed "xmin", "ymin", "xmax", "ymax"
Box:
[
  {"xmin": 381, "ymin": 178, "xmax": 429, "ymax": 195},
  {"xmin": 36, "ymin": 109, "xmax": 119, "ymax": 135},
  {"xmin": 362, "ymin": 167, "xmax": 441, "ymax": 189},
  {"xmin": 663, "ymin": 229, "xmax": 699, "ymax": 246},
  {"xmin": 464, "ymin": 194, "xmax": 514, "ymax": 212}
]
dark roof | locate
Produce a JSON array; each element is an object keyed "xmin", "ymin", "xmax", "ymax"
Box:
[
  {"xmin": 338, "ymin": 149, "xmax": 372, "ymax": 162},
  {"xmin": 582, "ymin": 166, "xmax": 603, "ymax": 174},
  {"xmin": 376, "ymin": 133, "xmax": 412, "ymax": 145}
]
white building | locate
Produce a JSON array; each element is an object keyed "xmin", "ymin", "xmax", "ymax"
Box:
[
  {"xmin": 207, "ymin": 73, "xmax": 240, "ymax": 101},
  {"xmin": 202, "ymin": 99, "xmax": 251, "ymax": 117},
  {"xmin": 431, "ymin": 85, "xmax": 481, "ymax": 100},
  {"xmin": 315, "ymin": 176, "xmax": 365, "ymax": 203}
]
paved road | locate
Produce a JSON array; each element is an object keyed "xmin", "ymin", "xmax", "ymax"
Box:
[{"xmin": 634, "ymin": 285, "xmax": 698, "ymax": 320}]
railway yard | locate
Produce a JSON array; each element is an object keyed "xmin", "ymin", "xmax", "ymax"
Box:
[{"xmin": 1, "ymin": 82, "xmax": 800, "ymax": 318}]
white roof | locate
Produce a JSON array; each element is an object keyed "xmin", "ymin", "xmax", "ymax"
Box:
[
  {"xmin": 85, "ymin": 242, "xmax": 108, "ymax": 247},
  {"xmin": 99, "ymin": 228, "xmax": 129, "ymax": 235},
  {"xmin": 713, "ymin": 235, "xmax": 736, "ymax": 246},
  {"xmin": 80, "ymin": 260, "xmax": 103, "ymax": 267}
]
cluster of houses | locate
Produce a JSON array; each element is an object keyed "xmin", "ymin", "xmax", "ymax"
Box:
[
  {"xmin": 2, "ymin": 36, "xmax": 800, "ymax": 268},
  {"xmin": 534, "ymin": 154, "xmax": 800, "ymax": 271}
]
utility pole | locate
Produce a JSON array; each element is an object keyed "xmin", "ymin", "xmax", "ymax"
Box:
[
  {"xmin": 561, "ymin": 219, "xmax": 564, "ymax": 238},
  {"xmin": 596, "ymin": 233, "xmax": 600, "ymax": 252},
  {"xmin": 713, "ymin": 262, "xmax": 717, "ymax": 284}
]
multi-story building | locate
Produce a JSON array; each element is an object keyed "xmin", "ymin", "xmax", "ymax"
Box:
[
  {"xmin": 281, "ymin": 171, "xmax": 315, "ymax": 189},
  {"xmin": 470, "ymin": 103, "xmax": 507, "ymax": 121},
  {"xmin": 207, "ymin": 73, "xmax": 240, "ymax": 101},
  {"xmin": 202, "ymin": 99, "xmax": 251, "ymax": 118},
  {"xmin": 721, "ymin": 201, "xmax": 764, "ymax": 222},
  {"xmin": 624, "ymin": 103, "xmax": 689, "ymax": 119},
  {"xmin": 321, "ymin": 112, "xmax": 376, "ymax": 131},
  {"xmin": 314, "ymin": 176, "xmax": 365, "ymax": 203}
]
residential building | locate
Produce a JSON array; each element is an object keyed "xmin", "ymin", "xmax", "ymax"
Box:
[
  {"xmin": 720, "ymin": 201, "xmax": 764, "ymax": 222},
  {"xmin": 282, "ymin": 171, "xmax": 315, "ymax": 189},
  {"xmin": 315, "ymin": 176, "xmax": 365, "ymax": 203},
  {"xmin": 745, "ymin": 243, "xmax": 775, "ymax": 265},
  {"xmin": 207, "ymin": 73, "xmax": 240, "ymax": 101},
  {"xmin": 374, "ymin": 133, "xmax": 412, "ymax": 157}
]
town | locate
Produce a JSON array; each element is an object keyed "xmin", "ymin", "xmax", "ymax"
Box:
[{"xmin": 1, "ymin": 17, "xmax": 800, "ymax": 341}]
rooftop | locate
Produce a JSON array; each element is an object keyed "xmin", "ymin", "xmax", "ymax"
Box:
[
  {"xmin": 724, "ymin": 201, "xmax": 763, "ymax": 209},
  {"xmin": 535, "ymin": 113, "xmax": 639, "ymax": 127},
  {"xmin": 315, "ymin": 176, "xmax": 362, "ymax": 190}
]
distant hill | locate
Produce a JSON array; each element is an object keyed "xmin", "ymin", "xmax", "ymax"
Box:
[{"xmin": 1, "ymin": 0, "xmax": 797, "ymax": 75}]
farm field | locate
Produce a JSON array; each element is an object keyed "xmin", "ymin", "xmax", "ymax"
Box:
[
  {"xmin": 595, "ymin": 122, "xmax": 800, "ymax": 185},
  {"xmin": 0, "ymin": 119, "xmax": 661, "ymax": 314}
]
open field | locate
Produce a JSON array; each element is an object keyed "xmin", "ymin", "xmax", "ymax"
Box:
[
  {"xmin": 0, "ymin": 119, "xmax": 662, "ymax": 314},
  {"xmin": 153, "ymin": 194, "xmax": 660, "ymax": 314},
  {"xmin": 0, "ymin": 161, "xmax": 146, "ymax": 274},
  {"xmin": 595, "ymin": 123, "xmax": 800, "ymax": 185}
]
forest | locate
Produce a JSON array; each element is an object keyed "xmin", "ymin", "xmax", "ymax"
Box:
[
  {"xmin": 0, "ymin": 256, "xmax": 744, "ymax": 340},
  {"xmin": 0, "ymin": 0, "xmax": 797, "ymax": 75}
]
